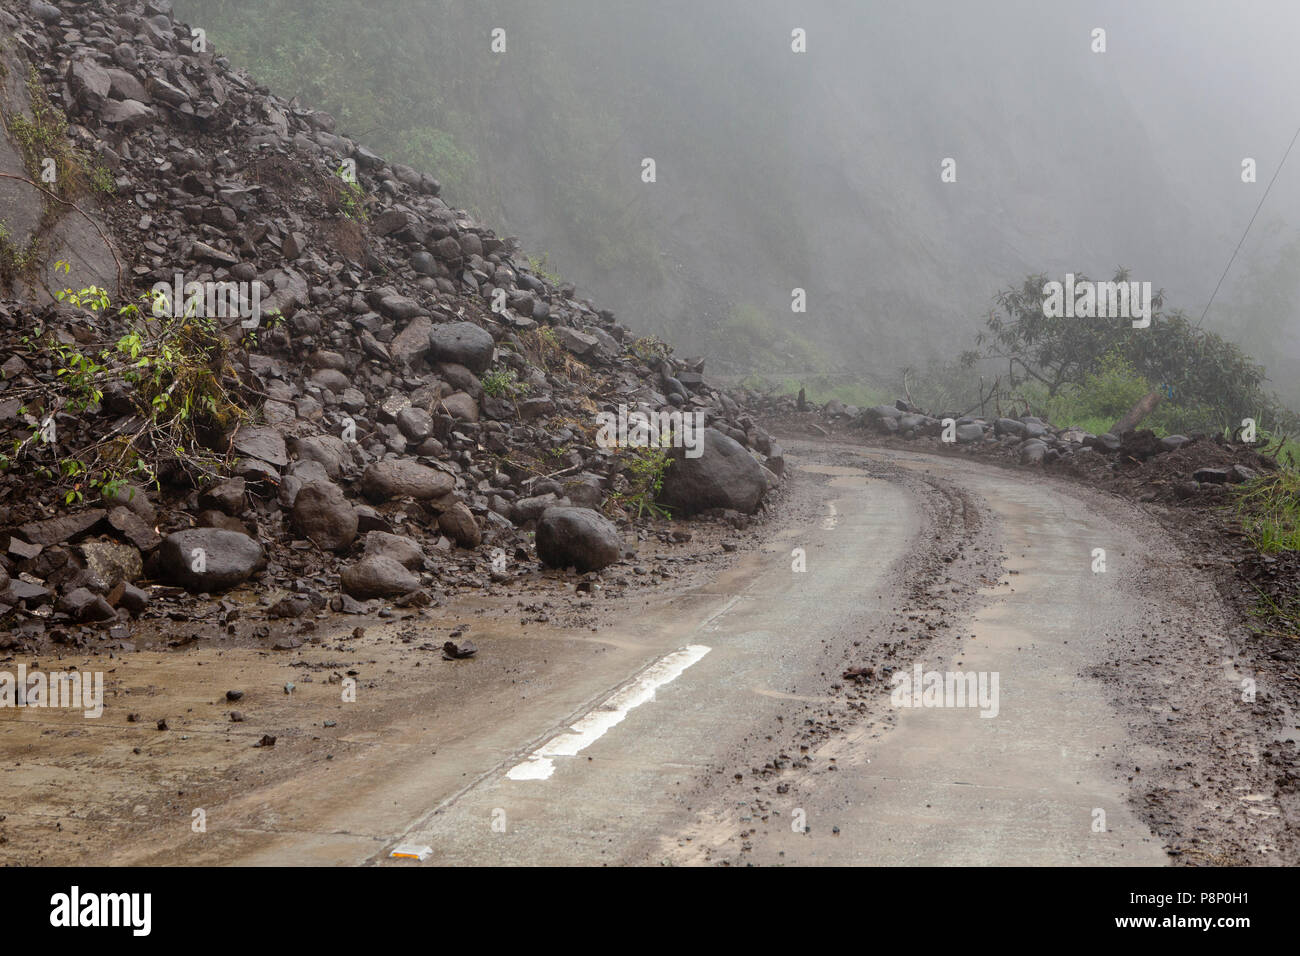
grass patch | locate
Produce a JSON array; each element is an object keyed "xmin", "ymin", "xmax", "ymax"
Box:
[
  {"xmin": 526, "ymin": 252, "xmax": 564, "ymax": 287},
  {"xmin": 608, "ymin": 446, "xmax": 671, "ymax": 520},
  {"xmin": 481, "ymin": 365, "xmax": 526, "ymax": 398},
  {"xmin": 1245, "ymin": 581, "xmax": 1300, "ymax": 640},
  {"xmin": 1235, "ymin": 471, "xmax": 1300, "ymax": 553}
]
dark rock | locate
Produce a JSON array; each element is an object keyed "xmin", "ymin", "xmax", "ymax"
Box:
[
  {"xmin": 1159, "ymin": 435, "xmax": 1191, "ymax": 453},
  {"xmin": 657, "ymin": 429, "xmax": 768, "ymax": 515},
  {"xmin": 535, "ymin": 507, "xmax": 622, "ymax": 572},
  {"xmin": 116, "ymin": 582, "xmax": 151, "ymax": 615},
  {"xmin": 427, "ymin": 321, "xmax": 494, "ymax": 373},
  {"xmin": 158, "ymin": 529, "xmax": 265, "ymax": 592},
  {"xmin": 268, "ymin": 593, "xmax": 313, "ymax": 619},
  {"xmin": 438, "ymin": 501, "xmax": 482, "ymax": 548},
  {"xmin": 361, "ymin": 460, "xmax": 454, "ymax": 502},
  {"xmin": 20, "ymin": 510, "xmax": 106, "ymax": 547},
  {"xmin": 363, "ymin": 531, "xmax": 424, "ymax": 569},
  {"xmin": 57, "ymin": 587, "xmax": 117, "ymax": 623},
  {"xmin": 199, "ymin": 478, "xmax": 247, "ymax": 515},
  {"xmin": 102, "ymin": 484, "xmax": 156, "ymax": 522},
  {"xmin": 440, "ymin": 391, "xmax": 479, "ymax": 422},
  {"xmin": 513, "ymin": 493, "xmax": 567, "ymax": 525},
  {"xmin": 1019, "ymin": 438, "xmax": 1049, "ymax": 464},
  {"xmin": 389, "ymin": 315, "xmax": 432, "ymax": 365},
  {"xmin": 442, "ymin": 639, "xmax": 477, "ymax": 660},
  {"xmin": 396, "ymin": 406, "xmax": 432, "ymax": 441},
  {"xmin": 340, "ymin": 555, "xmax": 421, "ymax": 599},
  {"xmin": 292, "ymin": 480, "xmax": 358, "ymax": 551},
  {"xmin": 231, "ymin": 425, "xmax": 289, "ymax": 467}
]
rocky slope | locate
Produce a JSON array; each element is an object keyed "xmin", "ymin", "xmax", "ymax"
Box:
[{"xmin": 0, "ymin": 0, "xmax": 784, "ymax": 650}]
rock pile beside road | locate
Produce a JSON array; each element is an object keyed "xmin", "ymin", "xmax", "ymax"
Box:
[{"xmin": 0, "ymin": 0, "xmax": 784, "ymax": 645}]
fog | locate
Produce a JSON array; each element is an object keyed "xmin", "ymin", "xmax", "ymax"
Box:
[{"xmin": 180, "ymin": 0, "xmax": 1300, "ymax": 401}]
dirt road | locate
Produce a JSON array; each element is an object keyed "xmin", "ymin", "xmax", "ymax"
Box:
[{"xmin": 2, "ymin": 439, "xmax": 1286, "ymax": 865}]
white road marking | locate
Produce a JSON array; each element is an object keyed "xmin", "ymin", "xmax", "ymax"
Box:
[
  {"xmin": 822, "ymin": 502, "xmax": 838, "ymax": 530},
  {"xmin": 505, "ymin": 644, "xmax": 712, "ymax": 781}
]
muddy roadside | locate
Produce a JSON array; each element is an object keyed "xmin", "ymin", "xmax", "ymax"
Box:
[{"xmin": 0, "ymin": 492, "xmax": 789, "ymax": 865}]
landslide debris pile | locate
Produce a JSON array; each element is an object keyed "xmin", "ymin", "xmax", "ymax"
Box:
[
  {"xmin": 757, "ymin": 392, "xmax": 1280, "ymax": 503},
  {"xmin": 0, "ymin": 0, "xmax": 784, "ymax": 644}
]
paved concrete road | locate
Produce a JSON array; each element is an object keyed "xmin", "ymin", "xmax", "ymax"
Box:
[
  {"xmin": 682, "ymin": 449, "xmax": 1169, "ymax": 865},
  {"xmin": 375, "ymin": 443, "xmax": 1167, "ymax": 866},
  {"xmin": 94, "ymin": 441, "xmax": 1179, "ymax": 866},
  {"xmin": 381, "ymin": 460, "xmax": 919, "ymax": 865}
]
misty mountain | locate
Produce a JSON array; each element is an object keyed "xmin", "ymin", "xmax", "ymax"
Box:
[{"xmin": 177, "ymin": 0, "xmax": 1300, "ymax": 396}]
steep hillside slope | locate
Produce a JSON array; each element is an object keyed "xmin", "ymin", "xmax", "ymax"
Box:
[
  {"xmin": 170, "ymin": 0, "xmax": 1300, "ymax": 385},
  {"xmin": 0, "ymin": 0, "xmax": 783, "ymax": 649}
]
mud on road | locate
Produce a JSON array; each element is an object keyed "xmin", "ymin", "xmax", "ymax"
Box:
[
  {"xmin": 1, "ymin": 436, "xmax": 1294, "ymax": 866},
  {"xmin": 667, "ymin": 437, "xmax": 1297, "ymax": 866}
]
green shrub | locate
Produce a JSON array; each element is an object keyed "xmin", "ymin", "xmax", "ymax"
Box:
[
  {"xmin": 609, "ymin": 447, "xmax": 671, "ymax": 519},
  {"xmin": 2, "ymin": 267, "xmax": 246, "ymax": 500}
]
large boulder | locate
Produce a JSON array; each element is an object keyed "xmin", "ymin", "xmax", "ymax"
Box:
[
  {"xmin": 158, "ymin": 529, "xmax": 264, "ymax": 592},
  {"xmin": 290, "ymin": 434, "xmax": 351, "ymax": 479},
  {"xmin": 363, "ymin": 531, "xmax": 424, "ymax": 569},
  {"xmin": 389, "ymin": 315, "xmax": 432, "ymax": 365},
  {"xmin": 292, "ymin": 481, "xmax": 358, "ymax": 551},
  {"xmin": 76, "ymin": 541, "xmax": 143, "ymax": 592},
  {"xmin": 427, "ymin": 321, "xmax": 494, "ymax": 373},
  {"xmin": 535, "ymin": 507, "xmax": 622, "ymax": 572},
  {"xmin": 340, "ymin": 555, "xmax": 420, "ymax": 599},
  {"xmin": 361, "ymin": 460, "xmax": 455, "ymax": 502},
  {"xmin": 657, "ymin": 428, "xmax": 768, "ymax": 515},
  {"xmin": 438, "ymin": 501, "xmax": 482, "ymax": 548}
]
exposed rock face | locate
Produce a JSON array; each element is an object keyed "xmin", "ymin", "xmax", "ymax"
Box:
[
  {"xmin": 535, "ymin": 507, "xmax": 622, "ymax": 572},
  {"xmin": 658, "ymin": 429, "xmax": 769, "ymax": 515}
]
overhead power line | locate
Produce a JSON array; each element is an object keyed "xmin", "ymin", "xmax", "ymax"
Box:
[{"xmin": 1196, "ymin": 123, "xmax": 1300, "ymax": 329}]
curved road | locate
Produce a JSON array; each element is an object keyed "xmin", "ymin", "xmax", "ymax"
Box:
[{"xmin": 75, "ymin": 438, "xmax": 1248, "ymax": 866}]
